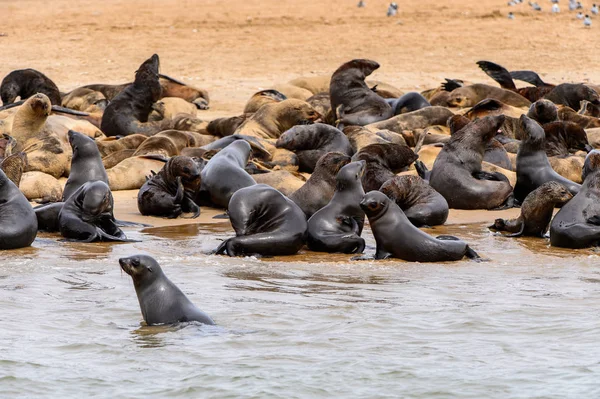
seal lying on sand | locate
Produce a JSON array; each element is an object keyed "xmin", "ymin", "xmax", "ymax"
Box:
[
  {"xmin": 1, "ymin": 68, "xmax": 61, "ymax": 105},
  {"xmin": 215, "ymin": 184, "xmax": 307, "ymax": 257},
  {"xmin": 119, "ymin": 255, "xmax": 215, "ymax": 326},
  {"xmin": 358, "ymin": 191, "xmax": 480, "ymax": 262}
]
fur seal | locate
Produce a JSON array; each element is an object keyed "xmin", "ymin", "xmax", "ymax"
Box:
[
  {"xmin": 1, "ymin": 68, "xmax": 61, "ymax": 105},
  {"xmin": 329, "ymin": 59, "xmax": 393, "ymax": 127},
  {"xmin": 364, "ymin": 106, "xmax": 454, "ymax": 134},
  {"xmin": 550, "ymin": 151, "xmax": 600, "ymax": 248},
  {"xmin": 198, "ymin": 140, "xmax": 256, "ymax": 208},
  {"xmin": 61, "ymin": 88, "xmax": 108, "ymax": 113},
  {"xmin": 137, "ymin": 156, "xmax": 201, "ymax": 219},
  {"xmin": 359, "ymin": 191, "xmax": 480, "ymax": 262},
  {"xmin": 0, "ymin": 168, "xmax": 37, "ymax": 249},
  {"xmin": 107, "ymin": 156, "xmax": 166, "ymax": 191},
  {"xmin": 306, "ymin": 161, "xmax": 366, "ymax": 253},
  {"xmin": 215, "ymin": 184, "xmax": 307, "ymax": 256},
  {"xmin": 527, "ymin": 99, "xmax": 558, "ymax": 125},
  {"xmin": 447, "ymin": 84, "xmax": 531, "ymax": 108},
  {"xmin": 352, "ymin": 143, "xmax": 418, "ymax": 192},
  {"xmin": 119, "ymin": 255, "xmax": 215, "ymax": 326},
  {"xmin": 544, "ymin": 83, "xmax": 600, "ymax": 109},
  {"xmin": 289, "ymin": 152, "xmax": 351, "ymax": 218},
  {"xmin": 476, "ymin": 61, "xmax": 554, "ymax": 102},
  {"xmin": 514, "ymin": 115, "xmax": 580, "ymax": 203},
  {"xmin": 380, "ymin": 175, "xmax": 449, "ymax": 227},
  {"xmin": 58, "ymin": 181, "xmax": 132, "ymax": 242},
  {"xmin": 429, "ymin": 115, "xmax": 514, "ymax": 209},
  {"xmin": 0, "ymin": 152, "xmax": 26, "ymax": 187},
  {"xmin": 100, "ymin": 54, "xmax": 171, "ymax": 136},
  {"xmin": 387, "ymin": 92, "xmax": 431, "ymax": 115},
  {"xmin": 20, "ymin": 171, "xmax": 63, "ymax": 203},
  {"xmin": 206, "ymin": 114, "xmax": 250, "ymax": 138},
  {"xmin": 243, "ymin": 89, "xmax": 287, "ymax": 114},
  {"xmin": 275, "ymin": 123, "xmax": 353, "ymax": 172},
  {"xmin": 10, "ymin": 93, "xmax": 51, "ymax": 145},
  {"xmin": 62, "ymin": 130, "xmax": 109, "ymax": 200},
  {"xmin": 490, "ymin": 181, "xmax": 572, "ymax": 237},
  {"xmin": 96, "ymin": 134, "xmax": 147, "ymax": 157}
]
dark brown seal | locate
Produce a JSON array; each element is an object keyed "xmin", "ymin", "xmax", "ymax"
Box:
[
  {"xmin": 352, "ymin": 143, "xmax": 418, "ymax": 192},
  {"xmin": 1, "ymin": 68, "xmax": 61, "ymax": 105}
]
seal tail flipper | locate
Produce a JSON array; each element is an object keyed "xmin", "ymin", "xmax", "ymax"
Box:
[
  {"xmin": 510, "ymin": 70, "xmax": 547, "ymax": 87},
  {"xmin": 476, "ymin": 61, "xmax": 517, "ymax": 91}
]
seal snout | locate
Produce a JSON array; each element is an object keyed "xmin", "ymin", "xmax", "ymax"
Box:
[{"xmin": 119, "ymin": 257, "xmax": 133, "ymax": 275}]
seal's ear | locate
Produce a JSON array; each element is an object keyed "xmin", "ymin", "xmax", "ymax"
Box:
[{"xmin": 147, "ymin": 267, "xmax": 153, "ymax": 273}]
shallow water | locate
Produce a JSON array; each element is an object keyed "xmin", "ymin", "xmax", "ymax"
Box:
[{"xmin": 1, "ymin": 222, "xmax": 600, "ymax": 398}]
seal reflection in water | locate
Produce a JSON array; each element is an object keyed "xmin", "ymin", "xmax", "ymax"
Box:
[
  {"xmin": 120, "ymin": 255, "xmax": 215, "ymax": 326},
  {"xmin": 357, "ymin": 191, "xmax": 480, "ymax": 262}
]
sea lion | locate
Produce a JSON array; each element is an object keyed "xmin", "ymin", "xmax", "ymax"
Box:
[
  {"xmin": 447, "ymin": 84, "xmax": 531, "ymax": 108},
  {"xmin": 275, "ymin": 123, "xmax": 353, "ymax": 172},
  {"xmin": 233, "ymin": 99, "xmax": 320, "ymax": 139},
  {"xmin": 550, "ymin": 151, "xmax": 600, "ymax": 248},
  {"xmin": 149, "ymin": 97, "xmax": 199, "ymax": 121},
  {"xmin": 359, "ymin": 191, "xmax": 480, "ymax": 262},
  {"xmin": 10, "ymin": 93, "xmax": 51, "ymax": 145},
  {"xmin": 364, "ymin": 106, "xmax": 454, "ymax": 134},
  {"xmin": 243, "ymin": 89, "xmax": 287, "ymax": 114},
  {"xmin": 329, "ymin": 59, "xmax": 393, "ymax": 127},
  {"xmin": 485, "ymin": 138, "xmax": 513, "ymax": 170},
  {"xmin": 387, "ymin": 92, "xmax": 431, "ymax": 115},
  {"xmin": 62, "ymin": 130, "xmax": 109, "ymax": 200},
  {"xmin": 582, "ymin": 149, "xmax": 600, "ymax": 181},
  {"xmin": 20, "ymin": 171, "xmax": 63, "ymax": 203},
  {"xmin": 544, "ymin": 83, "xmax": 600, "ymax": 109},
  {"xmin": 306, "ymin": 161, "xmax": 366, "ymax": 254},
  {"xmin": 106, "ymin": 156, "xmax": 166, "ymax": 191},
  {"xmin": 119, "ymin": 255, "xmax": 215, "ymax": 326},
  {"xmin": 464, "ymin": 99, "xmax": 527, "ymax": 120},
  {"xmin": 100, "ymin": 54, "xmax": 171, "ymax": 136},
  {"xmin": 206, "ymin": 114, "xmax": 250, "ymax": 137},
  {"xmin": 61, "ymin": 88, "xmax": 108, "ymax": 113},
  {"xmin": 158, "ymin": 75, "xmax": 209, "ymax": 109},
  {"xmin": 132, "ymin": 136, "xmax": 179, "ymax": 158},
  {"xmin": 0, "ymin": 168, "xmax": 37, "ymax": 249},
  {"xmin": 251, "ymin": 170, "xmax": 306, "ymax": 196},
  {"xmin": 544, "ymin": 121, "xmax": 591, "ymax": 157},
  {"xmin": 137, "ymin": 156, "xmax": 201, "ymax": 219},
  {"xmin": 380, "ymin": 175, "xmax": 449, "ymax": 227},
  {"xmin": 352, "ymin": 143, "xmax": 418, "ymax": 192},
  {"xmin": 344, "ymin": 126, "xmax": 407, "ymax": 152},
  {"xmin": 58, "ymin": 181, "xmax": 132, "ymax": 242},
  {"xmin": 514, "ymin": 115, "xmax": 580, "ymax": 203},
  {"xmin": 558, "ymin": 106, "xmax": 600, "ymax": 129},
  {"xmin": 289, "ymin": 152, "xmax": 351, "ymax": 218},
  {"xmin": 215, "ymin": 184, "xmax": 307, "ymax": 257},
  {"xmin": 198, "ymin": 140, "xmax": 256, "ymax": 208},
  {"xmin": 578, "ymin": 100, "xmax": 600, "ymax": 117},
  {"xmin": 428, "ymin": 115, "xmax": 514, "ymax": 210},
  {"xmin": 1, "ymin": 68, "xmax": 61, "ymax": 105},
  {"xmin": 102, "ymin": 149, "xmax": 136, "ymax": 169},
  {"xmin": 0, "ymin": 152, "xmax": 26, "ymax": 187},
  {"xmin": 200, "ymin": 135, "xmax": 271, "ymax": 161},
  {"xmin": 476, "ymin": 61, "xmax": 554, "ymax": 102},
  {"xmin": 489, "ymin": 181, "xmax": 573, "ymax": 237},
  {"xmin": 527, "ymin": 99, "xmax": 558, "ymax": 125},
  {"xmin": 305, "ymin": 92, "xmax": 333, "ymax": 124}
]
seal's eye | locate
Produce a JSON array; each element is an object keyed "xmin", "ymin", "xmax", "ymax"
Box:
[
  {"xmin": 132, "ymin": 258, "xmax": 140, "ymax": 267},
  {"xmin": 183, "ymin": 168, "xmax": 190, "ymax": 174}
]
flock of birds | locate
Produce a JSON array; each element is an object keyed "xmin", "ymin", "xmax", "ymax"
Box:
[{"xmin": 508, "ymin": 0, "xmax": 598, "ymax": 25}]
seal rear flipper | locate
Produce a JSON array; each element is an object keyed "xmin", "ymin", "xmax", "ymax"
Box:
[
  {"xmin": 96, "ymin": 228, "xmax": 140, "ymax": 242},
  {"xmin": 214, "ymin": 239, "xmax": 230, "ymax": 255},
  {"xmin": 492, "ymin": 193, "xmax": 515, "ymax": 211},
  {"xmin": 374, "ymin": 248, "xmax": 392, "ymax": 260},
  {"xmin": 476, "ymin": 61, "xmax": 517, "ymax": 91},
  {"xmin": 510, "ymin": 70, "xmax": 547, "ymax": 87},
  {"xmin": 414, "ymin": 160, "xmax": 430, "ymax": 181},
  {"xmin": 464, "ymin": 245, "xmax": 484, "ymax": 262}
]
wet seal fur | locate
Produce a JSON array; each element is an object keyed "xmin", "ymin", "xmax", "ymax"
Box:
[
  {"xmin": 1, "ymin": 68, "xmax": 61, "ymax": 105},
  {"xmin": 289, "ymin": 152, "xmax": 351, "ymax": 218},
  {"xmin": 329, "ymin": 59, "xmax": 393, "ymax": 127},
  {"xmin": 380, "ymin": 175, "xmax": 449, "ymax": 227},
  {"xmin": 358, "ymin": 191, "xmax": 480, "ymax": 262},
  {"xmin": 514, "ymin": 115, "xmax": 580, "ymax": 203},
  {"xmin": 120, "ymin": 255, "xmax": 215, "ymax": 326},
  {"xmin": 428, "ymin": 115, "xmax": 514, "ymax": 210},
  {"xmin": 306, "ymin": 161, "xmax": 366, "ymax": 254},
  {"xmin": 0, "ymin": 168, "xmax": 38, "ymax": 249},
  {"xmin": 215, "ymin": 184, "xmax": 307, "ymax": 256},
  {"xmin": 137, "ymin": 156, "xmax": 201, "ymax": 219},
  {"xmin": 490, "ymin": 181, "xmax": 573, "ymax": 237}
]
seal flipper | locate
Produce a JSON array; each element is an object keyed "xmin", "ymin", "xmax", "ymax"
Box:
[
  {"xmin": 586, "ymin": 215, "xmax": 600, "ymax": 226},
  {"xmin": 415, "ymin": 160, "xmax": 431, "ymax": 181},
  {"xmin": 510, "ymin": 70, "xmax": 547, "ymax": 87},
  {"xmin": 476, "ymin": 61, "xmax": 517, "ymax": 91},
  {"xmin": 114, "ymin": 219, "xmax": 152, "ymax": 228},
  {"xmin": 96, "ymin": 227, "xmax": 140, "ymax": 242},
  {"xmin": 441, "ymin": 79, "xmax": 464, "ymax": 92},
  {"xmin": 464, "ymin": 245, "xmax": 483, "ymax": 262},
  {"xmin": 505, "ymin": 222, "xmax": 526, "ymax": 237},
  {"xmin": 472, "ymin": 171, "xmax": 509, "ymax": 182},
  {"xmin": 375, "ymin": 247, "xmax": 392, "ymax": 260}
]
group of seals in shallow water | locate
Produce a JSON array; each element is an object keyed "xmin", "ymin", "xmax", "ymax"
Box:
[{"xmin": 3, "ymin": 55, "xmax": 600, "ymax": 325}]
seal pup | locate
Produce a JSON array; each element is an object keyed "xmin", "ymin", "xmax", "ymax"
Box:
[
  {"xmin": 197, "ymin": 140, "xmax": 256, "ymax": 208},
  {"xmin": 100, "ymin": 54, "xmax": 171, "ymax": 136},
  {"xmin": 62, "ymin": 130, "xmax": 109, "ymax": 201},
  {"xmin": 514, "ymin": 115, "xmax": 580, "ymax": 203},
  {"xmin": 380, "ymin": 175, "xmax": 449, "ymax": 227},
  {"xmin": 329, "ymin": 59, "xmax": 393, "ymax": 127},
  {"xmin": 137, "ymin": 156, "xmax": 201, "ymax": 219},
  {"xmin": 215, "ymin": 184, "xmax": 307, "ymax": 257},
  {"xmin": 428, "ymin": 115, "xmax": 514, "ymax": 209},
  {"xmin": 58, "ymin": 181, "xmax": 133, "ymax": 242},
  {"xmin": 0, "ymin": 168, "xmax": 37, "ymax": 249},
  {"xmin": 489, "ymin": 181, "xmax": 572, "ymax": 237},
  {"xmin": 306, "ymin": 161, "xmax": 366, "ymax": 254},
  {"xmin": 1, "ymin": 68, "xmax": 61, "ymax": 105},
  {"xmin": 119, "ymin": 255, "xmax": 215, "ymax": 326},
  {"xmin": 275, "ymin": 123, "xmax": 353, "ymax": 172},
  {"xmin": 289, "ymin": 152, "xmax": 351, "ymax": 218},
  {"xmin": 359, "ymin": 191, "xmax": 480, "ymax": 262}
]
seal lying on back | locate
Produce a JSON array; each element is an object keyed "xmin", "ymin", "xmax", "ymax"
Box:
[
  {"xmin": 489, "ymin": 181, "xmax": 573, "ymax": 237},
  {"xmin": 137, "ymin": 156, "xmax": 201, "ymax": 219},
  {"xmin": 550, "ymin": 151, "xmax": 600, "ymax": 248},
  {"xmin": 215, "ymin": 184, "xmax": 307, "ymax": 257},
  {"xmin": 1, "ymin": 68, "xmax": 61, "ymax": 105},
  {"xmin": 289, "ymin": 152, "xmax": 351, "ymax": 218},
  {"xmin": 428, "ymin": 115, "xmax": 514, "ymax": 209},
  {"xmin": 359, "ymin": 191, "xmax": 480, "ymax": 262},
  {"xmin": 101, "ymin": 54, "xmax": 170, "ymax": 136},
  {"xmin": 0, "ymin": 168, "xmax": 37, "ymax": 249},
  {"xmin": 58, "ymin": 181, "xmax": 132, "ymax": 242},
  {"xmin": 514, "ymin": 115, "xmax": 580, "ymax": 203},
  {"xmin": 329, "ymin": 59, "xmax": 393, "ymax": 127},
  {"xmin": 62, "ymin": 130, "xmax": 109, "ymax": 201},
  {"xmin": 380, "ymin": 175, "xmax": 449, "ymax": 227},
  {"xmin": 306, "ymin": 161, "xmax": 366, "ymax": 254},
  {"xmin": 119, "ymin": 255, "xmax": 215, "ymax": 326}
]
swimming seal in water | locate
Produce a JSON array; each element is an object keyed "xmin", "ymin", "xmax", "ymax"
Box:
[{"xmin": 119, "ymin": 255, "xmax": 215, "ymax": 326}]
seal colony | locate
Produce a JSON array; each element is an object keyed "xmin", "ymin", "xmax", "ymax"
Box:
[{"xmin": 2, "ymin": 55, "xmax": 600, "ymax": 325}]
